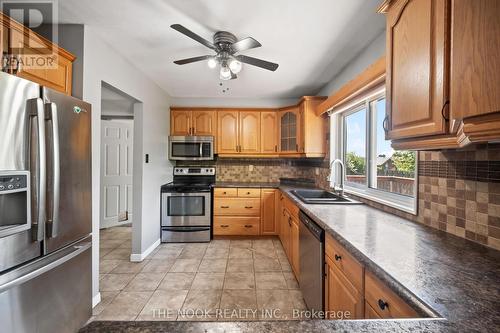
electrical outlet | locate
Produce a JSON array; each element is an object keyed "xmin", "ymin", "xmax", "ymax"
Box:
[
  {"xmin": 315, "ymin": 167, "xmax": 319, "ymax": 175},
  {"xmin": 249, "ymin": 165, "xmax": 254, "ymax": 172}
]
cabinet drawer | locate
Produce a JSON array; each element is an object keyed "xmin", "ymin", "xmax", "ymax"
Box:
[
  {"xmin": 365, "ymin": 271, "xmax": 418, "ymax": 319},
  {"xmin": 214, "ymin": 198, "xmax": 261, "ymax": 216},
  {"xmin": 283, "ymin": 195, "xmax": 299, "ymax": 221},
  {"xmin": 214, "ymin": 188, "xmax": 238, "ymax": 197},
  {"xmin": 214, "ymin": 217, "xmax": 260, "ymax": 235},
  {"xmin": 237, "ymin": 188, "xmax": 261, "ymax": 198},
  {"xmin": 325, "ymin": 233, "xmax": 363, "ymax": 292}
]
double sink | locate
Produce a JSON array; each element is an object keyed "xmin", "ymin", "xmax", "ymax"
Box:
[{"xmin": 291, "ymin": 189, "xmax": 361, "ymax": 205}]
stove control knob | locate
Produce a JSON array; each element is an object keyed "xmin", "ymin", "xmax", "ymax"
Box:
[
  {"xmin": 7, "ymin": 184, "xmax": 14, "ymax": 190},
  {"xmin": 0, "ymin": 185, "xmax": 4, "ymax": 190}
]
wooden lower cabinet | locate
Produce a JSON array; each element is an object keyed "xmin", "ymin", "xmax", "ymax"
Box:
[
  {"xmin": 278, "ymin": 191, "xmax": 300, "ymax": 279},
  {"xmin": 364, "ymin": 301, "xmax": 382, "ymax": 319},
  {"xmin": 290, "ymin": 216, "xmax": 300, "ymax": 278},
  {"xmin": 261, "ymin": 189, "xmax": 279, "ymax": 235},
  {"xmin": 214, "ymin": 217, "xmax": 260, "ymax": 236},
  {"xmin": 325, "ymin": 255, "xmax": 364, "ymax": 319}
]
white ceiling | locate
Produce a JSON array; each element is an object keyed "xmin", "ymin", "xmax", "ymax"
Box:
[{"xmin": 58, "ymin": 0, "xmax": 384, "ymax": 99}]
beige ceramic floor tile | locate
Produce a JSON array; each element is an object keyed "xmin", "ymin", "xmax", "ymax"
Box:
[
  {"xmin": 181, "ymin": 289, "xmax": 222, "ymax": 314},
  {"xmin": 178, "ymin": 245, "xmax": 207, "ymax": 259},
  {"xmin": 99, "ymin": 273, "xmax": 136, "ymax": 292},
  {"xmin": 255, "ymin": 272, "xmax": 287, "ymax": 289},
  {"xmin": 223, "ymin": 272, "xmax": 255, "ymax": 290},
  {"xmin": 136, "ymin": 289, "xmax": 189, "ymax": 321},
  {"xmin": 229, "ymin": 247, "xmax": 253, "ymax": 259},
  {"xmin": 253, "ymin": 257, "xmax": 282, "ymax": 272},
  {"xmin": 208, "ymin": 239, "xmax": 230, "ymax": 249},
  {"xmin": 92, "ymin": 291, "xmax": 118, "ymax": 316},
  {"xmin": 97, "ymin": 291, "xmax": 153, "ymax": 320},
  {"xmin": 141, "ymin": 259, "xmax": 175, "ymax": 273},
  {"xmin": 158, "ymin": 272, "xmax": 196, "ymax": 290},
  {"xmin": 229, "ymin": 239, "xmax": 252, "ymax": 249},
  {"xmin": 204, "ymin": 247, "xmax": 229, "ymax": 259},
  {"xmin": 100, "ymin": 259, "xmax": 125, "ymax": 274},
  {"xmin": 220, "ymin": 289, "xmax": 257, "ymax": 310},
  {"xmin": 226, "ymin": 258, "xmax": 254, "ymax": 272},
  {"xmin": 191, "ymin": 272, "xmax": 225, "ymax": 289},
  {"xmin": 256, "ymin": 289, "xmax": 295, "ymax": 313},
  {"xmin": 111, "ymin": 260, "xmax": 150, "ymax": 274},
  {"xmin": 124, "ymin": 272, "xmax": 166, "ymax": 291},
  {"xmin": 100, "ymin": 239, "xmax": 126, "ymax": 249},
  {"xmin": 198, "ymin": 259, "xmax": 227, "ymax": 273},
  {"xmin": 283, "ymin": 271, "xmax": 300, "ymax": 289},
  {"xmin": 170, "ymin": 259, "xmax": 201, "ymax": 272},
  {"xmin": 103, "ymin": 248, "xmax": 131, "ymax": 260}
]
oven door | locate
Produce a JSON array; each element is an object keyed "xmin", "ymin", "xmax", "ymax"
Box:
[
  {"xmin": 168, "ymin": 136, "xmax": 214, "ymax": 161},
  {"xmin": 161, "ymin": 191, "xmax": 211, "ymax": 227}
]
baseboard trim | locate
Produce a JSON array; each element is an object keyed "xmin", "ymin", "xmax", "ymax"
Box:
[
  {"xmin": 92, "ymin": 292, "xmax": 101, "ymax": 308},
  {"xmin": 130, "ymin": 238, "xmax": 160, "ymax": 262}
]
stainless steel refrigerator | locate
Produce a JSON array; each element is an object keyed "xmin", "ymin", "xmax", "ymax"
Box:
[{"xmin": 0, "ymin": 71, "xmax": 92, "ymax": 333}]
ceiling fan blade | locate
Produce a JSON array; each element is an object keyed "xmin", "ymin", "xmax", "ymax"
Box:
[
  {"xmin": 171, "ymin": 24, "xmax": 215, "ymax": 50},
  {"xmin": 173, "ymin": 55, "xmax": 211, "ymax": 65},
  {"xmin": 235, "ymin": 55, "xmax": 279, "ymax": 71},
  {"xmin": 231, "ymin": 37, "xmax": 261, "ymax": 53}
]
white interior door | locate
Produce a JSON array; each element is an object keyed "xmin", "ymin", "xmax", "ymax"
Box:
[{"xmin": 100, "ymin": 119, "xmax": 134, "ymax": 229}]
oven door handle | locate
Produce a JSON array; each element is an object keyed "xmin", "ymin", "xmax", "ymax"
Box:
[{"xmin": 162, "ymin": 227, "xmax": 211, "ymax": 232}]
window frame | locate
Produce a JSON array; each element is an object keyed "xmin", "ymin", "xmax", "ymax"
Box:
[{"xmin": 330, "ymin": 88, "xmax": 418, "ymax": 215}]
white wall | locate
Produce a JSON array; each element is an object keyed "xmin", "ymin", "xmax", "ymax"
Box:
[
  {"xmin": 82, "ymin": 26, "xmax": 173, "ymax": 303},
  {"xmin": 318, "ymin": 31, "xmax": 386, "ymax": 97},
  {"xmin": 171, "ymin": 97, "xmax": 299, "ymax": 108}
]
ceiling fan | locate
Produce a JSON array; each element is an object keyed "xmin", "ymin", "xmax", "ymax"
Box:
[{"xmin": 171, "ymin": 24, "xmax": 279, "ymax": 81}]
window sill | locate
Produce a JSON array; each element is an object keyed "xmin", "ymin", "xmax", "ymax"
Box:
[{"xmin": 344, "ymin": 185, "xmax": 417, "ymax": 215}]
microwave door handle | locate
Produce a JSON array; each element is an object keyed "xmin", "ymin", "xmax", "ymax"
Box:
[
  {"xmin": 45, "ymin": 102, "xmax": 60, "ymax": 238},
  {"xmin": 29, "ymin": 98, "xmax": 46, "ymax": 242}
]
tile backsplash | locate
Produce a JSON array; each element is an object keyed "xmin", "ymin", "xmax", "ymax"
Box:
[{"xmin": 177, "ymin": 142, "xmax": 500, "ymax": 250}]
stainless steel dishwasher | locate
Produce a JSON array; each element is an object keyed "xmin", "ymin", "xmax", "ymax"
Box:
[{"xmin": 299, "ymin": 210, "xmax": 325, "ymax": 312}]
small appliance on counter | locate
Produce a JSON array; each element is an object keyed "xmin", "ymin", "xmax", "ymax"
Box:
[
  {"xmin": 168, "ymin": 136, "xmax": 214, "ymax": 161},
  {"xmin": 160, "ymin": 167, "xmax": 215, "ymax": 242}
]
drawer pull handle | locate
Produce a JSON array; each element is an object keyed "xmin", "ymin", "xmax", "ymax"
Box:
[
  {"xmin": 244, "ymin": 225, "xmax": 253, "ymax": 228},
  {"xmin": 245, "ymin": 206, "xmax": 253, "ymax": 209},
  {"xmin": 221, "ymin": 206, "xmax": 229, "ymax": 209},
  {"xmin": 220, "ymin": 225, "xmax": 229, "ymax": 228},
  {"xmin": 334, "ymin": 254, "xmax": 342, "ymax": 261},
  {"xmin": 378, "ymin": 299, "xmax": 389, "ymax": 311}
]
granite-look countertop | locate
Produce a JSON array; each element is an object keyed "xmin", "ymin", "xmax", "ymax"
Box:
[{"xmin": 82, "ymin": 183, "xmax": 500, "ymax": 332}]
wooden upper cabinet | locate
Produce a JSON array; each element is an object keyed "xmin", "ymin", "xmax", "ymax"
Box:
[
  {"xmin": 239, "ymin": 111, "xmax": 261, "ymax": 154},
  {"xmin": 279, "ymin": 106, "xmax": 300, "ymax": 153},
  {"xmin": 1, "ymin": 12, "xmax": 74, "ymax": 95},
  {"xmin": 261, "ymin": 111, "xmax": 279, "ymax": 154},
  {"xmin": 450, "ymin": 0, "xmax": 500, "ymax": 124},
  {"xmin": 218, "ymin": 110, "xmax": 239, "ymax": 154},
  {"xmin": 385, "ymin": 0, "xmax": 449, "ymax": 140},
  {"xmin": 298, "ymin": 97, "xmax": 327, "ymax": 157},
  {"xmin": 192, "ymin": 110, "xmax": 216, "ymax": 136},
  {"xmin": 170, "ymin": 109, "xmax": 192, "ymax": 136}
]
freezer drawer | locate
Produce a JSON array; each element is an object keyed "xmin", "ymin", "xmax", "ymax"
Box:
[{"xmin": 0, "ymin": 237, "xmax": 92, "ymax": 333}]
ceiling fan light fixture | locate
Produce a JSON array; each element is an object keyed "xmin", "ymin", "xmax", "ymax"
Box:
[
  {"xmin": 229, "ymin": 59, "xmax": 242, "ymax": 74},
  {"xmin": 207, "ymin": 57, "xmax": 217, "ymax": 69},
  {"xmin": 219, "ymin": 66, "xmax": 232, "ymax": 80}
]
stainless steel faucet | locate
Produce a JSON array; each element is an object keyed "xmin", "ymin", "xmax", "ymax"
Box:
[{"xmin": 327, "ymin": 159, "xmax": 345, "ymax": 196}]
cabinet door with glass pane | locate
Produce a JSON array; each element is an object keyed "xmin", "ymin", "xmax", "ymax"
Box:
[{"xmin": 279, "ymin": 106, "xmax": 300, "ymax": 154}]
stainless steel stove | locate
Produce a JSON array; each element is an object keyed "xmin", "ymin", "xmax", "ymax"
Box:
[{"xmin": 160, "ymin": 167, "xmax": 215, "ymax": 242}]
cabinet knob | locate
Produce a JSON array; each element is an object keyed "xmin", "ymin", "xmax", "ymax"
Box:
[
  {"xmin": 334, "ymin": 254, "xmax": 342, "ymax": 261},
  {"xmin": 223, "ymin": 192, "xmax": 227, "ymax": 194},
  {"xmin": 378, "ymin": 299, "xmax": 389, "ymax": 311},
  {"xmin": 246, "ymin": 192, "xmax": 251, "ymax": 195}
]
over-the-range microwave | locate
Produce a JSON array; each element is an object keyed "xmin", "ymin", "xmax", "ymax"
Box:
[{"xmin": 168, "ymin": 136, "xmax": 214, "ymax": 161}]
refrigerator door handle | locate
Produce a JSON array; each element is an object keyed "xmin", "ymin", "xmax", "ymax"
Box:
[
  {"xmin": 29, "ymin": 98, "xmax": 46, "ymax": 242},
  {"xmin": 45, "ymin": 102, "xmax": 60, "ymax": 238}
]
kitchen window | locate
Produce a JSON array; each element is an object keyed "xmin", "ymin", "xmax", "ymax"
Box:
[{"xmin": 330, "ymin": 88, "xmax": 417, "ymax": 214}]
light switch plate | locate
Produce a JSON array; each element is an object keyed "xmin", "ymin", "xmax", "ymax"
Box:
[{"xmin": 249, "ymin": 165, "xmax": 254, "ymax": 172}]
